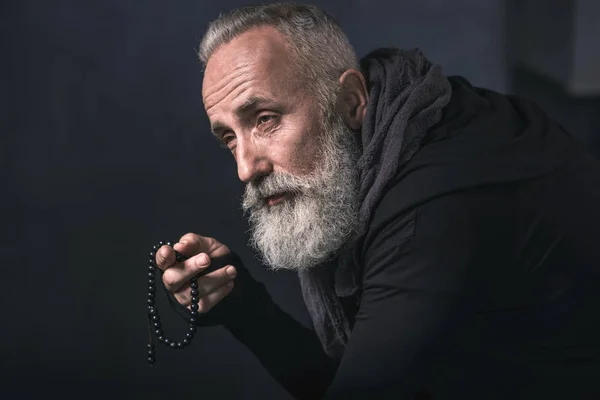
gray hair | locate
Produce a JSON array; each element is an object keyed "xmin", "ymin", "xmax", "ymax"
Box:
[{"xmin": 198, "ymin": 3, "xmax": 359, "ymax": 115}]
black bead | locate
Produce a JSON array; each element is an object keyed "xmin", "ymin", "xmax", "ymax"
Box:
[
  {"xmin": 146, "ymin": 241, "xmax": 201, "ymax": 365},
  {"xmin": 175, "ymin": 252, "xmax": 187, "ymax": 263}
]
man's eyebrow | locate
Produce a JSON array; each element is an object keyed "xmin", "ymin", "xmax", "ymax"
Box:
[
  {"xmin": 210, "ymin": 96, "xmax": 279, "ymax": 138},
  {"xmin": 210, "ymin": 121, "xmax": 228, "ymax": 138},
  {"xmin": 234, "ymin": 95, "xmax": 278, "ymax": 117}
]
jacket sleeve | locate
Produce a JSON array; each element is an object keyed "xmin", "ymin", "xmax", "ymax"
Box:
[
  {"xmin": 165, "ymin": 251, "xmax": 338, "ymax": 400},
  {"xmin": 323, "ymin": 191, "xmax": 500, "ymax": 399}
]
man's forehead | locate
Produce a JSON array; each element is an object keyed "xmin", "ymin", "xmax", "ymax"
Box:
[{"xmin": 202, "ymin": 27, "xmax": 294, "ymax": 94}]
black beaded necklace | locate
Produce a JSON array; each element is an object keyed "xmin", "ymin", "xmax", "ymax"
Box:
[{"xmin": 146, "ymin": 240, "xmax": 197, "ymax": 366}]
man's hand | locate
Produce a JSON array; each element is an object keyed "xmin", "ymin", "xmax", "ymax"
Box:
[{"xmin": 155, "ymin": 233, "xmax": 237, "ymax": 314}]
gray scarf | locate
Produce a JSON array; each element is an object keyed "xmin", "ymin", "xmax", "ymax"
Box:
[{"xmin": 298, "ymin": 48, "xmax": 452, "ymax": 358}]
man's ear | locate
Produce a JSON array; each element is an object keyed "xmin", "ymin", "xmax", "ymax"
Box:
[{"xmin": 336, "ymin": 69, "xmax": 369, "ymax": 132}]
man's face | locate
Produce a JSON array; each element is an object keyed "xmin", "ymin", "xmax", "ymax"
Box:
[
  {"xmin": 203, "ymin": 27, "xmax": 360, "ymax": 271},
  {"xmin": 203, "ymin": 26, "xmax": 322, "ymax": 186}
]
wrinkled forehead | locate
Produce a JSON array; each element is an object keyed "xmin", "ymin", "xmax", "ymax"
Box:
[{"xmin": 202, "ymin": 27, "xmax": 301, "ymax": 104}]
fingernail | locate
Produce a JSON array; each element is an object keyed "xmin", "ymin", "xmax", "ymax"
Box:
[
  {"xmin": 198, "ymin": 254, "xmax": 209, "ymax": 264},
  {"xmin": 179, "ymin": 240, "xmax": 188, "ymax": 246},
  {"xmin": 226, "ymin": 266, "xmax": 237, "ymax": 278}
]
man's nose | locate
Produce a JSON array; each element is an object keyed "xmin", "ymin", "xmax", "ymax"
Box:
[{"xmin": 235, "ymin": 139, "xmax": 272, "ymax": 184}]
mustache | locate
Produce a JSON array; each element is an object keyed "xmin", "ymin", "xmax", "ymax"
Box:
[{"xmin": 242, "ymin": 172, "xmax": 315, "ymax": 211}]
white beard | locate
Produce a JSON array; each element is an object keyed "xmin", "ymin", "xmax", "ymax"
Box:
[{"xmin": 242, "ymin": 111, "xmax": 360, "ymax": 271}]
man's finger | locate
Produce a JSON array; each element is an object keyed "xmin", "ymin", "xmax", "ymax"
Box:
[
  {"xmin": 155, "ymin": 245, "xmax": 176, "ymax": 270},
  {"xmin": 195, "ymin": 280, "xmax": 235, "ymax": 314},
  {"xmin": 174, "ymin": 265, "xmax": 237, "ymax": 305},
  {"xmin": 175, "ymin": 233, "xmax": 230, "ymax": 258},
  {"xmin": 173, "ymin": 233, "xmax": 205, "ymax": 257},
  {"xmin": 162, "ymin": 252, "xmax": 211, "ymax": 293},
  {"xmin": 197, "ymin": 265, "xmax": 237, "ymax": 297}
]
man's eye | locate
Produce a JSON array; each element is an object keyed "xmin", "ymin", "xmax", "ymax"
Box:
[
  {"xmin": 222, "ymin": 134, "xmax": 236, "ymax": 147},
  {"xmin": 257, "ymin": 115, "xmax": 276, "ymax": 125}
]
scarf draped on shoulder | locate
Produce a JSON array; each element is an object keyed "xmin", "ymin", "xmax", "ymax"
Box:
[{"xmin": 298, "ymin": 48, "xmax": 452, "ymax": 358}]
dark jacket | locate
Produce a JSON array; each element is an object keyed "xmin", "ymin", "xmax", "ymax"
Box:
[
  {"xmin": 324, "ymin": 77, "xmax": 600, "ymax": 399},
  {"xmin": 170, "ymin": 77, "xmax": 600, "ymax": 399}
]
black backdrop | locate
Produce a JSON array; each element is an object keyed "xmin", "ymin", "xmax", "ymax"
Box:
[{"xmin": 2, "ymin": 1, "xmax": 599, "ymax": 399}]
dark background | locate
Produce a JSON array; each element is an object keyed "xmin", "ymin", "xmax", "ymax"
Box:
[{"xmin": 2, "ymin": 0, "xmax": 599, "ymax": 398}]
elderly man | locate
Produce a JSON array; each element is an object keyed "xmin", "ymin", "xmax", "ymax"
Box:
[{"xmin": 155, "ymin": 3, "xmax": 600, "ymax": 399}]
